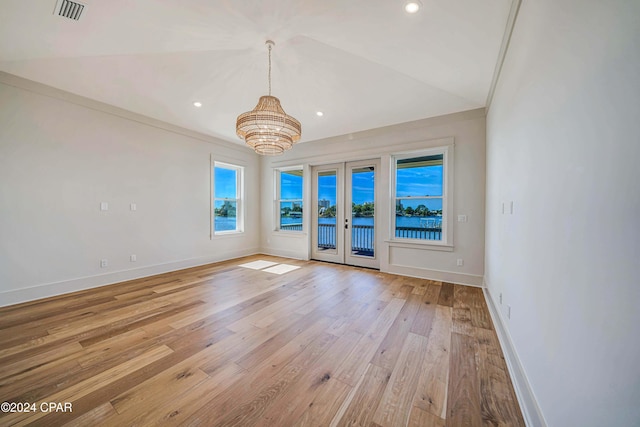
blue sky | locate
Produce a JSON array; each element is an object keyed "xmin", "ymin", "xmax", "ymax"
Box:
[
  {"xmin": 396, "ymin": 165, "xmax": 443, "ymax": 210},
  {"xmin": 214, "ymin": 167, "xmax": 236, "ymax": 198},
  {"xmin": 281, "ymin": 172, "xmax": 303, "ymax": 199},
  {"xmin": 397, "ymin": 165, "xmax": 442, "ymax": 198},
  {"xmin": 318, "ymin": 171, "xmax": 375, "ymax": 205},
  {"xmin": 317, "ymin": 166, "xmax": 442, "ymax": 208},
  {"xmin": 216, "ymin": 165, "xmax": 443, "ymax": 209}
]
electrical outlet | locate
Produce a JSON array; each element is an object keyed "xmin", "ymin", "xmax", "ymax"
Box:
[
  {"xmin": 507, "ymin": 305, "xmax": 512, "ymax": 319},
  {"xmin": 456, "ymin": 258, "xmax": 464, "ymax": 266},
  {"xmin": 130, "ymin": 254, "xmax": 137, "ymax": 262},
  {"xmin": 100, "ymin": 259, "xmax": 108, "ymax": 268},
  {"xmin": 130, "ymin": 203, "xmax": 137, "ymax": 211},
  {"xmin": 457, "ymin": 214, "xmax": 468, "ymax": 222},
  {"xmin": 499, "ymin": 293, "xmax": 503, "ymax": 304},
  {"xmin": 100, "ymin": 202, "xmax": 108, "ymax": 211}
]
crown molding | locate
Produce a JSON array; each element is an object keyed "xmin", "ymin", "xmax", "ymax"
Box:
[
  {"xmin": 0, "ymin": 71, "xmax": 253, "ymax": 155},
  {"xmin": 485, "ymin": 0, "xmax": 523, "ymax": 112}
]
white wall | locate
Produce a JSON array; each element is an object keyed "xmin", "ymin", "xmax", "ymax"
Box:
[
  {"xmin": 260, "ymin": 109, "xmax": 486, "ymax": 286},
  {"xmin": 485, "ymin": 0, "xmax": 640, "ymax": 426},
  {"xmin": 0, "ymin": 74, "xmax": 260, "ymax": 306}
]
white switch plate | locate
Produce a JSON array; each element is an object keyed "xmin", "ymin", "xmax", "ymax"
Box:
[
  {"xmin": 456, "ymin": 258, "xmax": 464, "ymax": 266},
  {"xmin": 130, "ymin": 203, "xmax": 137, "ymax": 211},
  {"xmin": 457, "ymin": 215, "xmax": 468, "ymax": 222},
  {"xmin": 100, "ymin": 202, "xmax": 108, "ymax": 211},
  {"xmin": 130, "ymin": 254, "xmax": 137, "ymax": 262},
  {"xmin": 100, "ymin": 259, "xmax": 108, "ymax": 268}
]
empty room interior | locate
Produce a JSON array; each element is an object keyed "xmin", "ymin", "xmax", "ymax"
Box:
[{"xmin": 0, "ymin": 0, "xmax": 638, "ymax": 426}]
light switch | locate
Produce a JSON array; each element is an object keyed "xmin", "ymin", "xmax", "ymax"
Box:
[
  {"xmin": 100, "ymin": 202, "xmax": 108, "ymax": 211},
  {"xmin": 457, "ymin": 215, "xmax": 468, "ymax": 222},
  {"xmin": 130, "ymin": 203, "xmax": 137, "ymax": 211}
]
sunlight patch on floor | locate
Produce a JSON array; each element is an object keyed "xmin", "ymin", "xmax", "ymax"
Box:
[
  {"xmin": 238, "ymin": 260, "xmax": 278, "ymax": 270},
  {"xmin": 262, "ymin": 264, "xmax": 300, "ymax": 275},
  {"xmin": 238, "ymin": 260, "xmax": 301, "ymax": 275}
]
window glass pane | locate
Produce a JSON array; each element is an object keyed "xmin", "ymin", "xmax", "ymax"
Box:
[
  {"xmin": 395, "ymin": 154, "xmax": 444, "ymax": 241},
  {"xmin": 395, "ymin": 198, "xmax": 442, "ymax": 240},
  {"xmin": 396, "ymin": 155, "xmax": 443, "ymax": 198},
  {"xmin": 281, "ymin": 170, "xmax": 303, "ymax": 199},
  {"xmin": 215, "ymin": 167, "xmax": 237, "ymax": 199},
  {"xmin": 214, "ymin": 200, "xmax": 237, "ymax": 231},
  {"xmin": 280, "ymin": 201, "xmax": 303, "ymax": 231},
  {"xmin": 278, "ymin": 168, "xmax": 303, "ymax": 231}
]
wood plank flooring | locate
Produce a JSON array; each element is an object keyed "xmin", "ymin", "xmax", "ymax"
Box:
[{"xmin": 0, "ymin": 255, "xmax": 525, "ymax": 426}]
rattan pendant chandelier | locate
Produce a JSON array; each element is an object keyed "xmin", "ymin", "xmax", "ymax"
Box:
[{"xmin": 236, "ymin": 40, "xmax": 302, "ymax": 156}]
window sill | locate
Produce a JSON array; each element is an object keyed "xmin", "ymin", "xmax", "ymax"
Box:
[
  {"xmin": 385, "ymin": 239, "xmax": 454, "ymax": 252},
  {"xmin": 274, "ymin": 230, "xmax": 307, "ymax": 237},
  {"xmin": 213, "ymin": 231, "xmax": 245, "ymax": 238},
  {"xmin": 273, "ymin": 230, "xmax": 307, "ymax": 236}
]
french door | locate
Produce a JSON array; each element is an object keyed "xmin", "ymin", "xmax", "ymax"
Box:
[{"xmin": 311, "ymin": 159, "xmax": 380, "ymax": 269}]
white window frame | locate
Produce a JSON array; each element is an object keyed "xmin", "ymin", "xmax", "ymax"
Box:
[
  {"xmin": 390, "ymin": 145, "xmax": 454, "ymax": 247},
  {"xmin": 212, "ymin": 161, "xmax": 244, "ymax": 236},
  {"xmin": 275, "ymin": 166, "xmax": 304, "ymax": 232}
]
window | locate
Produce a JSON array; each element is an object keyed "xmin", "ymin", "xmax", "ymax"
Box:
[
  {"xmin": 276, "ymin": 168, "xmax": 303, "ymax": 231},
  {"xmin": 392, "ymin": 148, "xmax": 451, "ymax": 243},
  {"xmin": 213, "ymin": 162, "xmax": 243, "ymax": 234}
]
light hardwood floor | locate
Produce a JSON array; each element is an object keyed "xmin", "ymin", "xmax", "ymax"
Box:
[{"xmin": 0, "ymin": 255, "xmax": 524, "ymax": 426}]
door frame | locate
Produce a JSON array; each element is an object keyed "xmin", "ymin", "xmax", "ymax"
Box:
[{"xmin": 311, "ymin": 158, "xmax": 380, "ymax": 269}]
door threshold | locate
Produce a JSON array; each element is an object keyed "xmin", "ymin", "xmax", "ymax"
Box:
[{"xmin": 311, "ymin": 259, "xmax": 380, "ymax": 271}]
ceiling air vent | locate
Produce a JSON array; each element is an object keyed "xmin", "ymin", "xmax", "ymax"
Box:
[{"xmin": 54, "ymin": 0, "xmax": 86, "ymax": 21}]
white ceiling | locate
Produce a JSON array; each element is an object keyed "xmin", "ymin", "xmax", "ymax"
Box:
[{"xmin": 0, "ymin": 0, "xmax": 512, "ymax": 145}]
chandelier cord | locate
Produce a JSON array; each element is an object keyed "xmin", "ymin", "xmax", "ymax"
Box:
[{"xmin": 267, "ymin": 43, "xmax": 272, "ymax": 96}]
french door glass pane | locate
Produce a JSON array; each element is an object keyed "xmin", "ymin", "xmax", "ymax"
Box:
[
  {"xmin": 351, "ymin": 167, "xmax": 374, "ymax": 257},
  {"xmin": 317, "ymin": 170, "xmax": 337, "ymax": 250}
]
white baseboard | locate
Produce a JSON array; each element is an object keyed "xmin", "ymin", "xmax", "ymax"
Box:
[
  {"xmin": 483, "ymin": 286, "xmax": 548, "ymax": 427},
  {"xmin": 0, "ymin": 248, "xmax": 259, "ymax": 307},
  {"xmin": 386, "ymin": 263, "xmax": 484, "ymax": 287}
]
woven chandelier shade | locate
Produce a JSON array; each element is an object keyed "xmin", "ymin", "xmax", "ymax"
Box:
[
  {"xmin": 236, "ymin": 95, "xmax": 302, "ymax": 156},
  {"xmin": 236, "ymin": 41, "xmax": 302, "ymax": 156}
]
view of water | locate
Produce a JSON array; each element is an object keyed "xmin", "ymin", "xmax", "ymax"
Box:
[
  {"xmin": 214, "ymin": 216, "xmax": 237, "ymax": 232},
  {"xmin": 317, "ymin": 216, "xmax": 441, "ymax": 227},
  {"xmin": 216, "ymin": 215, "xmax": 442, "ymax": 234}
]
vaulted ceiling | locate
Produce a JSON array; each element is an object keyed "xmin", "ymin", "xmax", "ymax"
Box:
[{"xmin": 0, "ymin": 0, "xmax": 512, "ymax": 144}]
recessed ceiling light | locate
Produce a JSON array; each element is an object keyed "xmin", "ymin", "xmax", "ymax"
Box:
[
  {"xmin": 404, "ymin": 0, "xmax": 422, "ymax": 13},
  {"xmin": 316, "ymin": 111, "xmax": 324, "ymax": 117},
  {"xmin": 193, "ymin": 101, "xmax": 202, "ymax": 107}
]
